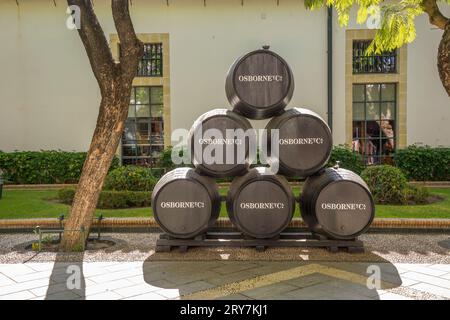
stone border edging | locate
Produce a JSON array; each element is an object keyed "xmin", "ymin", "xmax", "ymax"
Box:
[{"xmin": 0, "ymin": 217, "xmax": 448, "ymax": 232}]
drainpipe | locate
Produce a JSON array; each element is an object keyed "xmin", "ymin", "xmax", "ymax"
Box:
[{"xmin": 327, "ymin": 6, "xmax": 333, "ymax": 132}]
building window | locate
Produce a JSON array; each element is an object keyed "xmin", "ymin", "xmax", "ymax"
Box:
[
  {"xmin": 353, "ymin": 40, "xmax": 397, "ymax": 74},
  {"xmin": 352, "ymin": 83, "xmax": 396, "ymax": 165},
  {"xmin": 122, "ymin": 86, "xmax": 164, "ymax": 166},
  {"xmin": 137, "ymin": 43, "xmax": 163, "ymax": 77}
]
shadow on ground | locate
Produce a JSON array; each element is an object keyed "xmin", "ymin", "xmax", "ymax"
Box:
[{"xmin": 143, "ymin": 248, "xmax": 402, "ymax": 300}]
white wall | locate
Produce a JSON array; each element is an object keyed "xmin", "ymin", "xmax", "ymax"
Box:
[
  {"xmin": 0, "ymin": 0, "xmax": 448, "ymax": 152},
  {"xmin": 0, "ymin": 0, "xmax": 327, "ymax": 152}
]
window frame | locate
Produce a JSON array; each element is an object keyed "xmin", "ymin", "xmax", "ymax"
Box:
[
  {"xmin": 121, "ymin": 86, "xmax": 164, "ymax": 167},
  {"xmin": 352, "ymin": 83, "xmax": 397, "ymax": 165}
]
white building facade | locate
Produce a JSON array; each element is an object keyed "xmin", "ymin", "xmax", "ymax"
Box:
[{"xmin": 0, "ymin": 0, "xmax": 449, "ymax": 166}]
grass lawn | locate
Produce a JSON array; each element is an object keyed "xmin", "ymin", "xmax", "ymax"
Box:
[{"xmin": 0, "ymin": 187, "xmax": 449, "ymax": 220}]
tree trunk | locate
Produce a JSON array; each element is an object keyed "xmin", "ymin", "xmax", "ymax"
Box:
[
  {"xmin": 438, "ymin": 22, "xmax": 450, "ymax": 97},
  {"xmin": 59, "ymin": 86, "xmax": 131, "ymax": 251},
  {"xmin": 60, "ymin": 0, "xmax": 143, "ymax": 251}
]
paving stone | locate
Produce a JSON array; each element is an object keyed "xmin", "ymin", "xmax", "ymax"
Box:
[
  {"xmin": 161, "ymin": 270, "xmax": 220, "ymax": 285},
  {"xmin": 284, "ymin": 282, "xmax": 375, "ymax": 300},
  {"xmin": 25, "ymin": 263, "xmax": 55, "ymax": 272},
  {"xmin": 428, "ymin": 265, "xmax": 450, "ymax": 272},
  {"xmin": 216, "ymin": 293, "xmax": 254, "ymax": 300},
  {"xmin": 402, "ymin": 272, "xmax": 450, "ymax": 289},
  {"xmin": 44, "ymin": 290, "xmax": 82, "ymax": 300},
  {"xmin": 287, "ymin": 273, "xmax": 336, "ymax": 289},
  {"xmin": 205, "ymin": 270, "xmax": 257, "ymax": 286},
  {"xmin": 84, "ymin": 279, "xmax": 136, "ymax": 296},
  {"xmin": 154, "ymin": 288, "xmax": 180, "ymax": 299},
  {"xmin": 0, "ymin": 278, "xmax": 50, "ymax": 296},
  {"xmin": 88, "ymin": 269, "xmax": 143, "ymax": 284},
  {"xmin": 104, "ymin": 262, "xmax": 142, "ymax": 273},
  {"xmin": 398, "ymin": 264, "xmax": 448, "ymax": 277},
  {"xmin": 241, "ymin": 282, "xmax": 298, "ymax": 299},
  {"xmin": 0, "ymin": 273, "xmax": 15, "ymax": 287},
  {"xmin": 31, "ymin": 282, "xmax": 75, "ymax": 297},
  {"xmin": 0, "ymin": 290, "xmax": 36, "ymax": 300},
  {"xmin": 13, "ymin": 271, "xmax": 53, "ymax": 283},
  {"xmin": 0, "ymin": 264, "xmax": 37, "ymax": 277},
  {"xmin": 410, "ymin": 283, "xmax": 450, "ymax": 299},
  {"xmin": 177, "ymin": 280, "xmax": 216, "ymax": 296},
  {"xmin": 113, "ymin": 283, "xmax": 162, "ymax": 298},
  {"xmin": 122, "ymin": 292, "xmax": 166, "ymax": 300},
  {"xmin": 399, "ymin": 278, "xmax": 419, "ymax": 287},
  {"xmin": 86, "ymin": 291, "xmax": 123, "ymax": 300},
  {"xmin": 212, "ymin": 262, "xmax": 259, "ymax": 275}
]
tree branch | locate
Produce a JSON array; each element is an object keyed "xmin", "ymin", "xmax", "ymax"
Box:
[
  {"xmin": 111, "ymin": 0, "xmax": 144, "ymax": 80},
  {"xmin": 67, "ymin": 0, "xmax": 115, "ymax": 93},
  {"xmin": 422, "ymin": 0, "xmax": 449, "ymax": 30}
]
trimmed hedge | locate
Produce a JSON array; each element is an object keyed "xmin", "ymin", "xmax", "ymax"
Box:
[
  {"xmin": 0, "ymin": 151, "xmax": 119, "ymax": 184},
  {"xmin": 103, "ymin": 165, "xmax": 158, "ymax": 191},
  {"xmin": 327, "ymin": 145, "xmax": 365, "ymax": 175},
  {"xmin": 57, "ymin": 188, "xmax": 151, "ymax": 209},
  {"xmin": 395, "ymin": 145, "xmax": 450, "ymax": 181}
]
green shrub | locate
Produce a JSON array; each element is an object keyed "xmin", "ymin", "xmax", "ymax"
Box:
[
  {"xmin": 57, "ymin": 188, "xmax": 151, "ymax": 209},
  {"xmin": 394, "ymin": 145, "xmax": 450, "ymax": 181},
  {"xmin": 327, "ymin": 145, "xmax": 365, "ymax": 175},
  {"xmin": 103, "ymin": 166, "xmax": 157, "ymax": 191},
  {"xmin": 0, "ymin": 151, "xmax": 119, "ymax": 184},
  {"xmin": 157, "ymin": 146, "xmax": 191, "ymax": 171},
  {"xmin": 361, "ymin": 165, "xmax": 408, "ymax": 204},
  {"xmin": 402, "ymin": 185, "xmax": 430, "ymax": 205}
]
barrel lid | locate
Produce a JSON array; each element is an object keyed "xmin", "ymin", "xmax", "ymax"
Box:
[
  {"xmin": 229, "ymin": 49, "xmax": 293, "ymax": 110},
  {"xmin": 152, "ymin": 168, "xmax": 214, "ymax": 238},
  {"xmin": 189, "ymin": 109, "xmax": 253, "ymax": 177},
  {"xmin": 266, "ymin": 107, "xmax": 332, "ymax": 177},
  {"xmin": 315, "ymin": 179, "xmax": 375, "ymax": 238}
]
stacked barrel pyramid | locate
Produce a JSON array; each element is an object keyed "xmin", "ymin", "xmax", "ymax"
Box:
[{"xmin": 151, "ymin": 47, "xmax": 375, "ymax": 241}]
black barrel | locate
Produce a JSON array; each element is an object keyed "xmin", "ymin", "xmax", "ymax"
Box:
[
  {"xmin": 225, "ymin": 47, "xmax": 294, "ymax": 120},
  {"xmin": 300, "ymin": 167, "xmax": 375, "ymax": 240},
  {"xmin": 189, "ymin": 109, "xmax": 254, "ymax": 178},
  {"xmin": 265, "ymin": 108, "xmax": 332, "ymax": 177},
  {"xmin": 151, "ymin": 167, "xmax": 221, "ymax": 239},
  {"xmin": 226, "ymin": 167, "xmax": 295, "ymax": 238}
]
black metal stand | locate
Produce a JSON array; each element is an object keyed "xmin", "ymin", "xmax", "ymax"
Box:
[{"xmin": 156, "ymin": 231, "xmax": 364, "ymax": 253}]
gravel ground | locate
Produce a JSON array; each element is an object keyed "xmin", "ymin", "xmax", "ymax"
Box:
[{"xmin": 0, "ymin": 232, "xmax": 448, "ymax": 264}]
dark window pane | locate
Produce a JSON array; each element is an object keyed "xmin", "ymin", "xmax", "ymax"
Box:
[
  {"xmin": 136, "ymin": 105, "xmax": 150, "ymax": 118},
  {"xmin": 123, "ymin": 121, "xmax": 136, "ymax": 142},
  {"xmin": 353, "ymin": 40, "xmax": 397, "ymax": 74},
  {"xmin": 353, "ymin": 102, "xmax": 365, "ymax": 120},
  {"xmin": 122, "ymin": 146, "xmax": 137, "ymax": 157},
  {"xmin": 366, "ymin": 103, "xmax": 379, "ymax": 120},
  {"xmin": 151, "ymin": 104, "xmax": 164, "ymax": 118},
  {"xmin": 381, "ymin": 83, "xmax": 396, "ymax": 101},
  {"xmin": 366, "ymin": 120, "xmax": 381, "ymax": 138},
  {"xmin": 135, "ymin": 87, "xmax": 149, "ymax": 104},
  {"xmin": 380, "ymin": 102, "xmax": 395, "ymax": 120},
  {"xmin": 352, "ymin": 121, "xmax": 365, "ymax": 140},
  {"xmin": 353, "ymin": 84, "xmax": 365, "ymax": 102},
  {"xmin": 150, "ymin": 87, "xmax": 163, "ymax": 104},
  {"xmin": 366, "ymin": 84, "xmax": 380, "ymax": 102}
]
